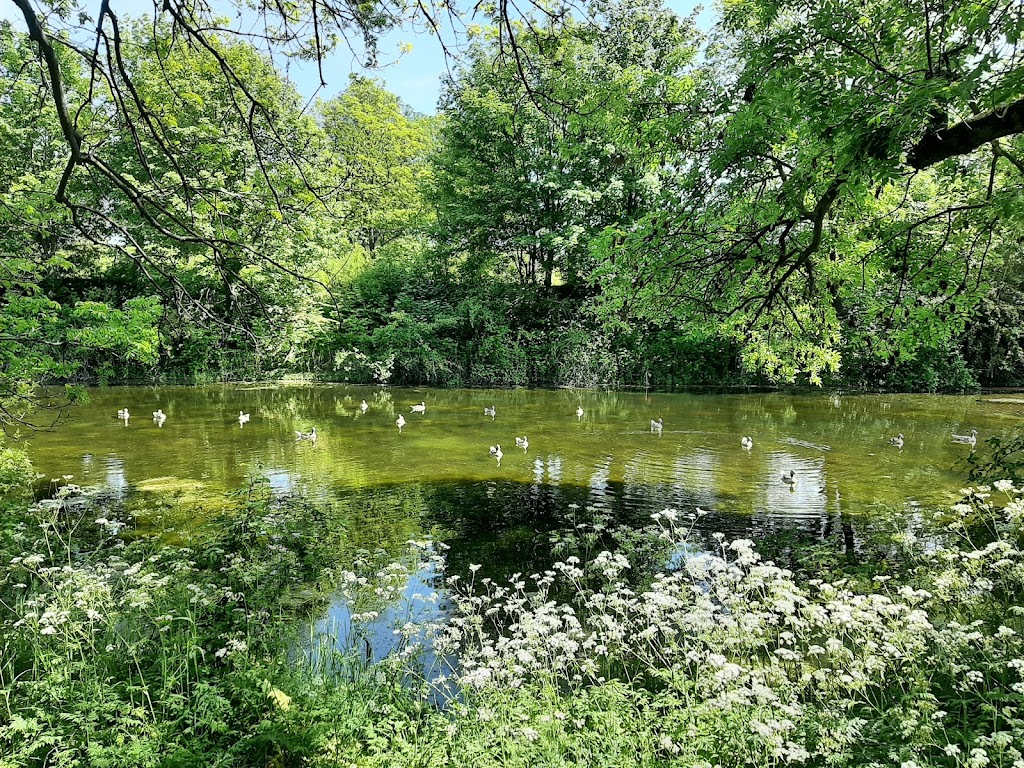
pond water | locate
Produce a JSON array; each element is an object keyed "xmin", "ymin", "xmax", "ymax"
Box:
[
  {"xmin": 23, "ymin": 384, "xmax": 1022, "ymax": 661},
  {"xmin": 23, "ymin": 385, "xmax": 1023, "ymax": 566}
]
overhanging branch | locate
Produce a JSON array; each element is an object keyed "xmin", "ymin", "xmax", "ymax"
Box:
[{"xmin": 907, "ymin": 97, "xmax": 1024, "ymax": 169}]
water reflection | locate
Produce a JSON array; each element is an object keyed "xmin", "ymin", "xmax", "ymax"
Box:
[{"xmin": 24, "ymin": 384, "xmax": 1021, "ymax": 575}]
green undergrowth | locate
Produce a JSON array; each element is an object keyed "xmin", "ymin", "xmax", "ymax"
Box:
[{"xmin": 3, "ymin": 463, "xmax": 1024, "ymax": 766}]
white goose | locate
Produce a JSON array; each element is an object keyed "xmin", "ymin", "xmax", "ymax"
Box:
[
  {"xmin": 116, "ymin": 408, "xmax": 130, "ymax": 423},
  {"xmin": 650, "ymin": 418, "xmax": 663, "ymax": 434},
  {"xmin": 515, "ymin": 436, "xmax": 528, "ymax": 452},
  {"xmin": 396, "ymin": 414, "xmax": 406, "ymax": 433},
  {"xmin": 411, "ymin": 402, "xmax": 426, "ymax": 414},
  {"xmin": 295, "ymin": 427, "xmax": 317, "ymax": 442},
  {"xmin": 238, "ymin": 410, "xmax": 250, "ymax": 426},
  {"xmin": 360, "ymin": 400, "xmax": 369, "ymax": 413},
  {"xmin": 576, "ymin": 405, "xmax": 584, "ymax": 421},
  {"xmin": 741, "ymin": 436, "xmax": 753, "ymax": 450},
  {"xmin": 951, "ymin": 429, "xmax": 978, "ymax": 446},
  {"xmin": 888, "ymin": 433, "xmax": 904, "ymax": 448},
  {"xmin": 489, "ymin": 444, "xmax": 503, "ymax": 466},
  {"xmin": 152, "ymin": 409, "xmax": 166, "ymax": 427},
  {"xmin": 484, "ymin": 405, "xmax": 496, "ymax": 419}
]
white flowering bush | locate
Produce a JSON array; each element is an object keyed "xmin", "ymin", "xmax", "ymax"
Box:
[{"xmin": 411, "ymin": 485, "xmax": 1024, "ymax": 768}]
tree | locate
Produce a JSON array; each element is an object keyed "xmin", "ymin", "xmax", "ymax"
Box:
[
  {"xmin": 430, "ymin": 0, "xmax": 700, "ymax": 287},
  {"xmin": 594, "ymin": 0, "xmax": 1024, "ymax": 381},
  {"xmin": 320, "ymin": 76, "xmax": 435, "ymax": 257}
]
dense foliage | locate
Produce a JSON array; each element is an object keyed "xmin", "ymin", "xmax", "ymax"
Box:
[{"xmin": 1, "ymin": 0, "xmax": 1023, "ymax": 403}]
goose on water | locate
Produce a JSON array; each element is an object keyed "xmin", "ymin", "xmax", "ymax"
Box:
[
  {"xmin": 781, "ymin": 470, "xmax": 796, "ymax": 485},
  {"xmin": 741, "ymin": 436, "xmax": 753, "ymax": 450},
  {"xmin": 951, "ymin": 429, "xmax": 978, "ymax": 446},
  {"xmin": 295, "ymin": 427, "xmax": 317, "ymax": 442},
  {"xmin": 360, "ymin": 400, "xmax": 369, "ymax": 413},
  {"xmin": 576, "ymin": 405, "xmax": 584, "ymax": 421},
  {"xmin": 650, "ymin": 418, "xmax": 663, "ymax": 434},
  {"xmin": 411, "ymin": 402, "xmax": 426, "ymax": 414},
  {"xmin": 888, "ymin": 433, "xmax": 904, "ymax": 448},
  {"xmin": 238, "ymin": 411, "xmax": 250, "ymax": 425},
  {"xmin": 489, "ymin": 444, "xmax": 503, "ymax": 465},
  {"xmin": 515, "ymin": 436, "xmax": 528, "ymax": 452},
  {"xmin": 396, "ymin": 414, "xmax": 406, "ymax": 433},
  {"xmin": 484, "ymin": 405, "xmax": 496, "ymax": 419}
]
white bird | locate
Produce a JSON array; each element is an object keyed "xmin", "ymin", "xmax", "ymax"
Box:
[
  {"xmin": 238, "ymin": 410, "xmax": 250, "ymax": 426},
  {"xmin": 116, "ymin": 408, "xmax": 130, "ymax": 423},
  {"xmin": 411, "ymin": 402, "xmax": 426, "ymax": 414},
  {"xmin": 951, "ymin": 429, "xmax": 978, "ymax": 446},
  {"xmin": 396, "ymin": 414, "xmax": 406, "ymax": 433},
  {"xmin": 484, "ymin": 405, "xmax": 496, "ymax": 419},
  {"xmin": 515, "ymin": 436, "xmax": 529, "ymax": 452},
  {"xmin": 295, "ymin": 427, "xmax": 317, "ymax": 442},
  {"xmin": 360, "ymin": 400, "xmax": 369, "ymax": 413},
  {"xmin": 489, "ymin": 444, "xmax": 503, "ymax": 465},
  {"xmin": 741, "ymin": 436, "xmax": 753, "ymax": 450},
  {"xmin": 576, "ymin": 405, "xmax": 584, "ymax": 421},
  {"xmin": 888, "ymin": 433, "xmax": 904, "ymax": 448},
  {"xmin": 152, "ymin": 409, "xmax": 166, "ymax": 427},
  {"xmin": 781, "ymin": 470, "xmax": 796, "ymax": 485},
  {"xmin": 650, "ymin": 418, "xmax": 663, "ymax": 434}
]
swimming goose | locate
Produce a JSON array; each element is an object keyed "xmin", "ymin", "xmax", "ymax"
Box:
[
  {"xmin": 781, "ymin": 470, "xmax": 796, "ymax": 485},
  {"xmin": 951, "ymin": 429, "xmax": 978, "ymax": 446},
  {"xmin": 238, "ymin": 411, "xmax": 250, "ymax": 425},
  {"xmin": 741, "ymin": 436, "xmax": 753, "ymax": 450},
  {"xmin": 489, "ymin": 444, "xmax": 503, "ymax": 465},
  {"xmin": 484, "ymin": 405, "xmax": 496, "ymax": 419},
  {"xmin": 295, "ymin": 427, "xmax": 317, "ymax": 442},
  {"xmin": 360, "ymin": 400, "xmax": 369, "ymax": 413},
  {"xmin": 515, "ymin": 436, "xmax": 528, "ymax": 452},
  {"xmin": 396, "ymin": 414, "xmax": 406, "ymax": 433},
  {"xmin": 650, "ymin": 418, "xmax": 664, "ymax": 434},
  {"xmin": 411, "ymin": 402, "xmax": 426, "ymax": 414},
  {"xmin": 888, "ymin": 433, "xmax": 904, "ymax": 448},
  {"xmin": 576, "ymin": 405, "xmax": 584, "ymax": 421}
]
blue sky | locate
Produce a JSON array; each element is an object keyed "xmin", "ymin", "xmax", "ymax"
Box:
[{"xmin": 2, "ymin": 0, "xmax": 714, "ymax": 114}]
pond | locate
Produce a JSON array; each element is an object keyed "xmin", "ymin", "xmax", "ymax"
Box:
[{"xmin": 23, "ymin": 385, "xmax": 1022, "ymax": 568}]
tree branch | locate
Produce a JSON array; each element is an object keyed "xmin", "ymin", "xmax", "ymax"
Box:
[{"xmin": 907, "ymin": 97, "xmax": 1024, "ymax": 169}]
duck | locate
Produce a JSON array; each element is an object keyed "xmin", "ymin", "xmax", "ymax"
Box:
[
  {"xmin": 152, "ymin": 409, "xmax": 166, "ymax": 427},
  {"xmin": 238, "ymin": 410, "xmax": 250, "ymax": 425},
  {"xmin": 295, "ymin": 427, "xmax": 317, "ymax": 442},
  {"xmin": 360, "ymin": 400, "xmax": 369, "ymax": 413},
  {"xmin": 116, "ymin": 408, "xmax": 130, "ymax": 421},
  {"xmin": 396, "ymin": 414, "xmax": 406, "ymax": 433},
  {"xmin": 489, "ymin": 444, "xmax": 503, "ymax": 465},
  {"xmin": 888, "ymin": 433, "xmax": 904, "ymax": 448},
  {"xmin": 951, "ymin": 429, "xmax": 978, "ymax": 446},
  {"xmin": 515, "ymin": 436, "xmax": 529, "ymax": 452},
  {"xmin": 411, "ymin": 402, "xmax": 426, "ymax": 414},
  {"xmin": 781, "ymin": 470, "xmax": 796, "ymax": 485},
  {"xmin": 741, "ymin": 436, "xmax": 753, "ymax": 449},
  {"xmin": 484, "ymin": 405, "xmax": 496, "ymax": 419},
  {"xmin": 650, "ymin": 418, "xmax": 664, "ymax": 434},
  {"xmin": 576, "ymin": 405, "xmax": 584, "ymax": 421}
]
